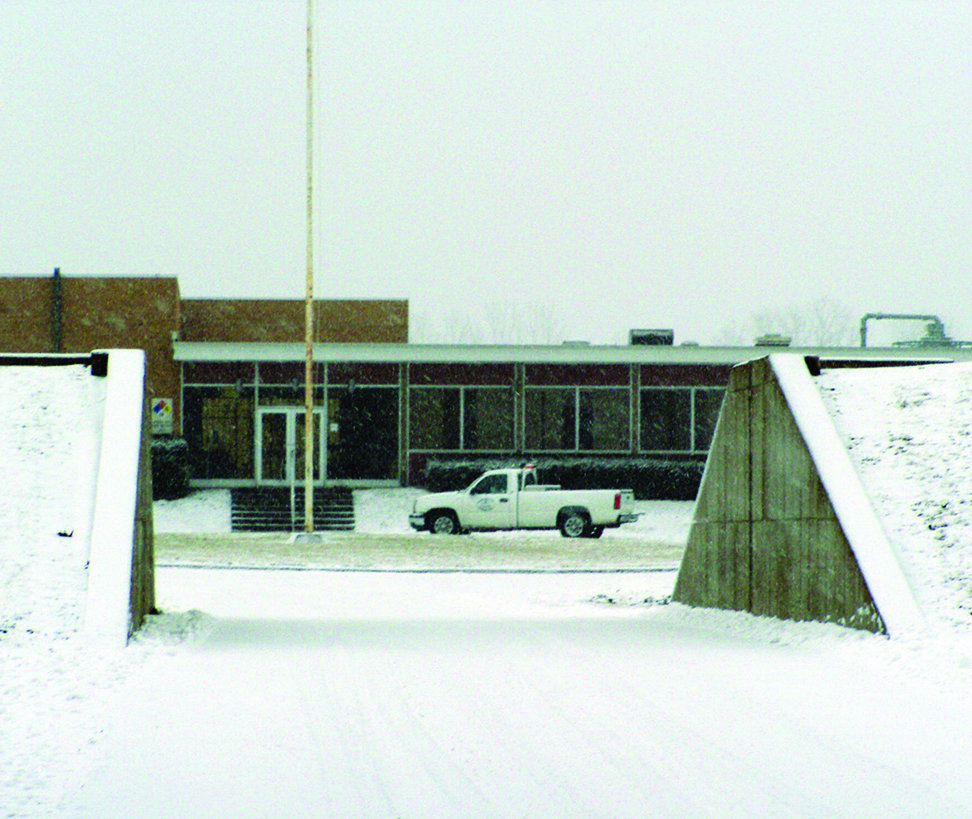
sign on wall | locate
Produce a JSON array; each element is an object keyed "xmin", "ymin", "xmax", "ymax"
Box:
[{"xmin": 152, "ymin": 398, "xmax": 174, "ymax": 435}]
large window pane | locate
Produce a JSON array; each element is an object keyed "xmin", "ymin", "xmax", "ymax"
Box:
[
  {"xmin": 410, "ymin": 388, "xmax": 460, "ymax": 449},
  {"xmin": 525, "ymin": 388, "xmax": 575, "ymax": 449},
  {"xmin": 693, "ymin": 388, "xmax": 725, "ymax": 451},
  {"xmin": 641, "ymin": 389, "xmax": 691, "ymax": 451},
  {"xmin": 464, "ymin": 388, "xmax": 513, "ymax": 450},
  {"xmin": 328, "ymin": 387, "xmax": 399, "ymax": 479},
  {"xmin": 579, "ymin": 389, "xmax": 630, "ymax": 450},
  {"xmin": 182, "ymin": 386, "xmax": 255, "ymax": 479}
]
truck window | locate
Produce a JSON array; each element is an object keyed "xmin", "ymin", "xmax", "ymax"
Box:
[
  {"xmin": 471, "ymin": 473, "xmax": 509, "ymax": 495},
  {"xmin": 521, "ymin": 470, "xmax": 537, "ymax": 490}
]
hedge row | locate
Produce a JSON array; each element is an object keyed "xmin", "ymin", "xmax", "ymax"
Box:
[
  {"xmin": 151, "ymin": 437, "xmax": 191, "ymax": 500},
  {"xmin": 423, "ymin": 457, "xmax": 705, "ymax": 501},
  {"xmin": 147, "ymin": 443, "xmax": 704, "ymax": 501}
]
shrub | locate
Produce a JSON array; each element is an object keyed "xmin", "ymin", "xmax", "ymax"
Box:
[{"xmin": 151, "ymin": 437, "xmax": 191, "ymax": 500}]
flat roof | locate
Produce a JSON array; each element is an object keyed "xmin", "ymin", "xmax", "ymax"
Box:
[{"xmin": 172, "ymin": 341, "xmax": 972, "ymax": 367}]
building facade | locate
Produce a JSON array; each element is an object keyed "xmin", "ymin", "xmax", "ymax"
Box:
[
  {"xmin": 6, "ymin": 271, "xmax": 969, "ymax": 490},
  {"xmin": 174, "ymin": 342, "xmax": 734, "ymax": 486},
  {"xmin": 0, "ymin": 271, "xmax": 408, "ymax": 440}
]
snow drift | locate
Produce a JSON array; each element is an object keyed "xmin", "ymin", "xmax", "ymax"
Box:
[{"xmin": 0, "ymin": 351, "xmax": 155, "ymax": 648}]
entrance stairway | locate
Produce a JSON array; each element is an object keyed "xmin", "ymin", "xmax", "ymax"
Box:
[{"xmin": 230, "ymin": 487, "xmax": 355, "ymax": 533}]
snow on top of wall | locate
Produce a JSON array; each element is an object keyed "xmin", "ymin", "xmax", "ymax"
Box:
[
  {"xmin": 0, "ymin": 364, "xmax": 97, "ymax": 637},
  {"xmin": 816, "ymin": 361, "xmax": 972, "ymax": 633},
  {"xmin": 84, "ymin": 349, "xmax": 147, "ymax": 645},
  {"xmin": 771, "ymin": 355, "xmax": 924, "ymax": 633}
]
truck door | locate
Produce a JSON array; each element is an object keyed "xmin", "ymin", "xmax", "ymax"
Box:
[{"xmin": 463, "ymin": 472, "xmax": 515, "ymax": 529}]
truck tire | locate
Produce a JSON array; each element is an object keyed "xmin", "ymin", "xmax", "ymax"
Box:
[
  {"xmin": 428, "ymin": 510, "xmax": 460, "ymax": 535},
  {"xmin": 558, "ymin": 510, "xmax": 590, "ymax": 538}
]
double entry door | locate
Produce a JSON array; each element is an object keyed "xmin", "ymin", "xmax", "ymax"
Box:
[{"xmin": 256, "ymin": 407, "xmax": 324, "ymax": 486}]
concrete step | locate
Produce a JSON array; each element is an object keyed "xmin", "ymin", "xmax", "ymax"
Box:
[{"xmin": 230, "ymin": 487, "xmax": 355, "ymax": 532}]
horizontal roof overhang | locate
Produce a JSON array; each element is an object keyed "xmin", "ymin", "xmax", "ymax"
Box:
[{"xmin": 172, "ymin": 341, "xmax": 972, "ymax": 367}]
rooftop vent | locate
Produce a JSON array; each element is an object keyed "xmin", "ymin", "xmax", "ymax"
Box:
[
  {"xmin": 629, "ymin": 328, "xmax": 674, "ymax": 346},
  {"xmin": 754, "ymin": 334, "xmax": 792, "ymax": 347}
]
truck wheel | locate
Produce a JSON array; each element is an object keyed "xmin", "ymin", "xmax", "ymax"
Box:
[
  {"xmin": 559, "ymin": 511, "xmax": 589, "ymax": 538},
  {"xmin": 429, "ymin": 510, "xmax": 459, "ymax": 535}
]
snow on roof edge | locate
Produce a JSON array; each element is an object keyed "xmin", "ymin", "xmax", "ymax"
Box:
[{"xmin": 769, "ymin": 354, "xmax": 925, "ymax": 634}]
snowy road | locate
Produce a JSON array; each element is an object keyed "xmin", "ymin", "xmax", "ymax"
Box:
[{"xmin": 77, "ymin": 569, "xmax": 972, "ymax": 819}]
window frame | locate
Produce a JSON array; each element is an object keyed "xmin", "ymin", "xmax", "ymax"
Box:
[
  {"xmin": 639, "ymin": 386, "xmax": 725, "ymax": 453},
  {"xmin": 408, "ymin": 384, "xmax": 514, "ymax": 452},
  {"xmin": 524, "ymin": 385, "xmax": 631, "ymax": 453}
]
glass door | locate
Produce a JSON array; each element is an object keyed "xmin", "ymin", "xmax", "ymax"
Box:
[{"xmin": 256, "ymin": 408, "xmax": 325, "ymax": 486}]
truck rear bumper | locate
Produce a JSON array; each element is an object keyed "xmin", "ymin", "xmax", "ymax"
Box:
[{"xmin": 617, "ymin": 513, "xmax": 640, "ymax": 525}]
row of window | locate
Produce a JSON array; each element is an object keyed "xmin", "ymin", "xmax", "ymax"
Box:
[
  {"xmin": 183, "ymin": 385, "xmax": 400, "ymax": 481},
  {"xmin": 182, "ymin": 384, "xmax": 725, "ymax": 480},
  {"xmin": 409, "ymin": 386, "xmax": 724, "ymax": 453}
]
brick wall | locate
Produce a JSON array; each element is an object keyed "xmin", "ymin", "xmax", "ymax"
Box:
[
  {"xmin": 0, "ymin": 275, "xmax": 182, "ymax": 429},
  {"xmin": 0, "ymin": 276, "xmax": 53, "ymax": 350},
  {"xmin": 180, "ymin": 299, "xmax": 408, "ymax": 343},
  {"xmin": 0, "ymin": 276, "xmax": 409, "ymax": 436}
]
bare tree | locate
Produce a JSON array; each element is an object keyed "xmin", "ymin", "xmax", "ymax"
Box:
[
  {"xmin": 414, "ymin": 300, "xmax": 567, "ymax": 345},
  {"xmin": 713, "ymin": 297, "xmax": 856, "ymax": 347},
  {"xmin": 801, "ymin": 298, "xmax": 858, "ymax": 346},
  {"xmin": 439, "ymin": 312, "xmax": 485, "ymax": 344}
]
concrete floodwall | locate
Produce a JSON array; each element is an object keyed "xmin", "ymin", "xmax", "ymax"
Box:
[
  {"xmin": 84, "ymin": 350, "xmax": 156, "ymax": 645},
  {"xmin": 673, "ymin": 354, "xmax": 922, "ymax": 634}
]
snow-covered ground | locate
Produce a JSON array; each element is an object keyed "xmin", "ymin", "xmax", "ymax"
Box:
[
  {"xmin": 5, "ymin": 362, "xmax": 972, "ymax": 817},
  {"xmin": 153, "ymin": 484, "xmax": 693, "ymax": 542},
  {"xmin": 818, "ymin": 361, "xmax": 972, "ymax": 632},
  {"xmin": 77, "ymin": 570, "xmax": 972, "ymax": 819},
  {"xmin": 152, "ymin": 488, "xmax": 693, "ymax": 571}
]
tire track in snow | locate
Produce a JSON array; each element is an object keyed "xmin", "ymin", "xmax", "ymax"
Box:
[
  {"xmin": 531, "ymin": 614, "xmax": 972, "ymax": 817},
  {"xmin": 288, "ymin": 638, "xmax": 401, "ymax": 817},
  {"xmin": 339, "ymin": 635, "xmax": 503, "ymax": 818}
]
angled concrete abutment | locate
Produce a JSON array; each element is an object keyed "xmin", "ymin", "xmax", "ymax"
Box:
[
  {"xmin": 673, "ymin": 354, "xmax": 922, "ymax": 634},
  {"xmin": 84, "ymin": 349, "xmax": 156, "ymax": 645}
]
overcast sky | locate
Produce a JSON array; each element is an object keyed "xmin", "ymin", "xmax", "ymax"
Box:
[{"xmin": 2, "ymin": 1, "xmax": 970, "ymax": 345}]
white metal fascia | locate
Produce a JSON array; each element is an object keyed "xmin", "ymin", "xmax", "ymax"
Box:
[
  {"xmin": 172, "ymin": 341, "xmax": 972, "ymax": 367},
  {"xmin": 173, "ymin": 341, "xmax": 746, "ymax": 365}
]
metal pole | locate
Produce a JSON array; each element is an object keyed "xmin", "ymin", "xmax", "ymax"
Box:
[{"xmin": 304, "ymin": 0, "xmax": 315, "ymax": 533}]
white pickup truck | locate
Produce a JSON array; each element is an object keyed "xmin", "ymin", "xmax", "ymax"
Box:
[{"xmin": 408, "ymin": 466, "xmax": 639, "ymax": 538}]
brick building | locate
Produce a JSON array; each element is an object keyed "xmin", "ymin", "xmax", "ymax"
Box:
[
  {"xmin": 0, "ymin": 270, "xmax": 407, "ymax": 440},
  {"xmin": 5, "ymin": 271, "xmax": 966, "ymax": 490}
]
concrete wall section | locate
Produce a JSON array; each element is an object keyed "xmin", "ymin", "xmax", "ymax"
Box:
[
  {"xmin": 673, "ymin": 356, "xmax": 891, "ymax": 632},
  {"xmin": 673, "ymin": 364, "xmax": 750, "ymax": 612},
  {"xmin": 130, "ymin": 379, "xmax": 156, "ymax": 632},
  {"xmin": 84, "ymin": 350, "xmax": 156, "ymax": 645},
  {"xmin": 771, "ymin": 355, "xmax": 923, "ymax": 634}
]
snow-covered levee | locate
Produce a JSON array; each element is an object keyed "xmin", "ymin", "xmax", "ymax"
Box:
[
  {"xmin": 0, "ymin": 350, "xmax": 155, "ymax": 646},
  {"xmin": 674, "ymin": 353, "xmax": 972, "ymax": 635}
]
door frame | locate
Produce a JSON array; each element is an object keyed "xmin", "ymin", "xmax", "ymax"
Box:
[{"xmin": 255, "ymin": 406, "xmax": 326, "ymax": 486}]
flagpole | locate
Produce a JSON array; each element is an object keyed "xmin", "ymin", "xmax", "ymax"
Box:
[{"xmin": 303, "ymin": 0, "xmax": 315, "ymax": 534}]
